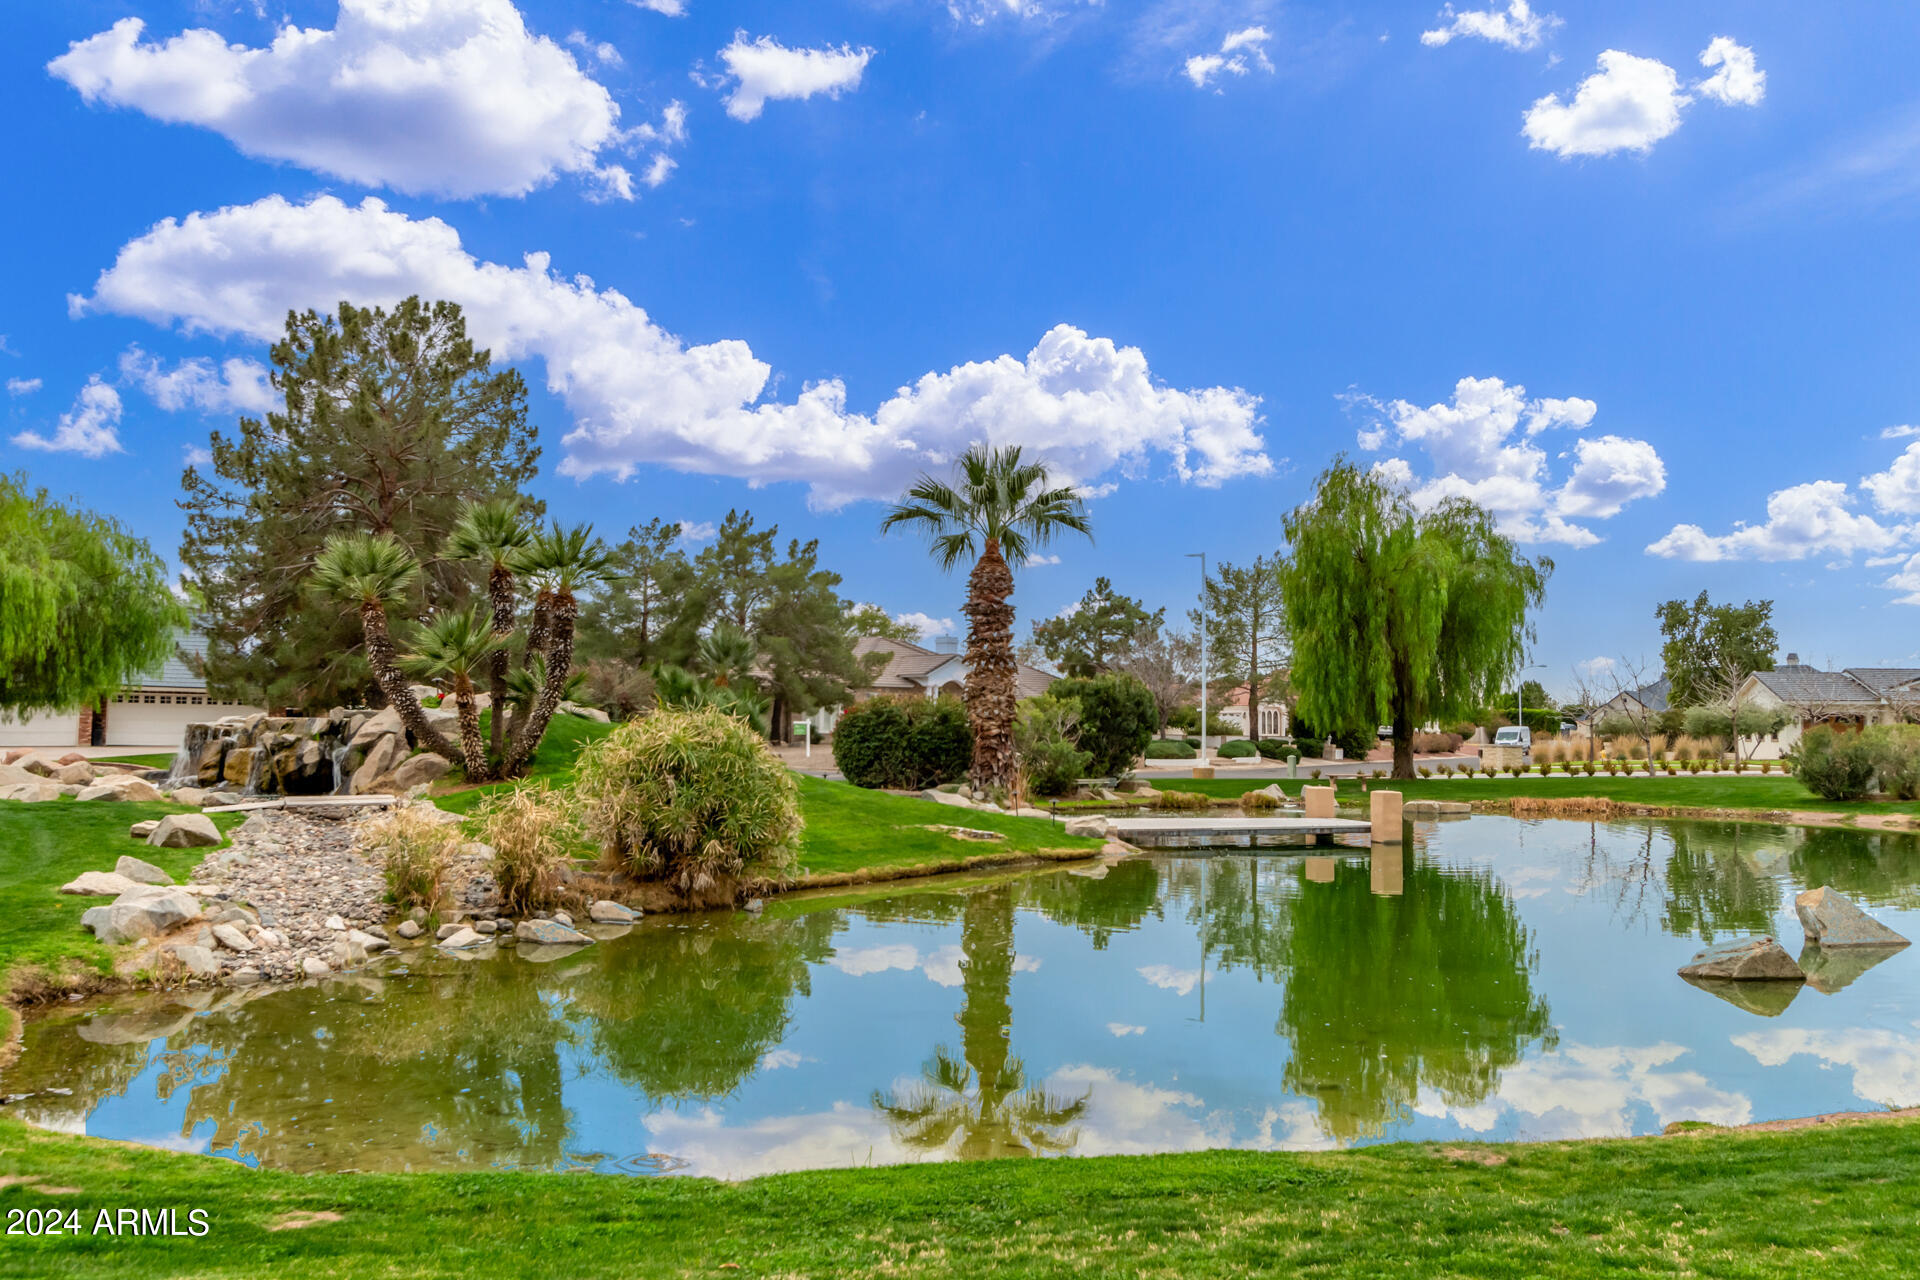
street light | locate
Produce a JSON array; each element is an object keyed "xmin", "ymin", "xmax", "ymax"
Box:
[
  {"xmin": 1186, "ymin": 551, "xmax": 1208, "ymax": 768},
  {"xmin": 1515, "ymin": 662, "xmax": 1547, "ymax": 738}
]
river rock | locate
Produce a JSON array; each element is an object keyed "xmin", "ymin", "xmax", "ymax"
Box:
[
  {"xmin": 168, "ymin": 944, "xmax": 220, "ymax": 978},
  {"xmin": 474, "ymin": 919, "xmax": 497, "ymax": 934},
  {"xmin": 1064, "ymin": 816, "xmax": 1110, "ymax": 838},
  {"xmin": 255, "ymin": 929, "xmax": 284, "ymax": 949},
  {"xmin": 211, "ymin": 923, "xmax": 255, "ymax": 953},
  {"xmin": 147, "ymin": 814, "xmax": 222, "ymax": 849},
  {"xmin": 588, "ymin": 900, "xmax": 637, "ymax": 924},
  {"xmin": 395, "ymin": 919, "xmax": 423, "ymax": 939},
  {"xmin": 346, "ymin": 928, "xmax": 390, "ymax": 953},
  {"xmin": 302, "ymin": 956, "xmax": 333, "ymax": 977},
  {"xmin": 1795, "ymin": 886, "xmax": 1911, "ymax": 950},
  {"xmin": 514, "ymin": 919, "xmax": 593, "ymax": 947},
  {"xmin": 326, "ymin": 915, "xmax": 347, "ymax": 931},
  {"xmin": 204, "ymin": 790, "xmax": 245, "ymax": 807},
  {"xmin": 60, "ymin": 871, "xmax": 141, "ymax": 896},
  {"xmin": 438, "ymin": 927, "xmax": 488, "ymax": 949},
  {"xmin": 1677, "ymin": 935, "xmax": 1806, "ymax": 982},
  {"xmin": 168, "ymin": 787, "xmax": 210, "ymax": 808},
  {"xmin": 2, "ymin": 782, "xmax": 65, "ymax": 802},
  {"xmin": 128, "ymin": 820, "xmax": 159, "ymax": 840},
  {"xmin": 383, "ymin": 752, "xmax": 452, "ymax": 793},
  {"xmin": 76, "ymin": 776, "xmax": 166, "ymax": 803},
  {"xmin": 229, "ymin": 968, "xmax": 264, "ymax": 986},
  {"xmin": 350, "ymin": 733, "xmax": 407, "ymax": 793},
  {"xmin": 114, "ymin": 854, "xmax": 175, "ymax": 885},
  {"xmin": 552, "ymin": 910, "xmax": 574, "ymax": 927},
  {"xmin": 435, "ymin": 921, "xmax": 462, "ymax": 939},
  {"xmin": 80, "ymin": 886, "xmax": 203, "ymax": 945}
]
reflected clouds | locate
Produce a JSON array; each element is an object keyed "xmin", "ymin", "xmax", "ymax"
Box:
[{"xmin": 1734, "ymin": 1024, "xmax": 1920, "ymax": 1107}]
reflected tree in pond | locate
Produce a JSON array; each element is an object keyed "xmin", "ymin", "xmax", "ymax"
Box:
[
  {"xmin": 1020, "ymin": 857, "xmax": 1163, "ymax": 949},
  {"xmin": 1660, "ymin": 824, "xmax": 1784, "ymax": 943},
  {"xmin": 1790, "ymin": 827, "xmax": 1920, "ymax": 911},
  {"xmin": 574, "ymin": 911, "xmax": 839, "ymax": 1100},
  {"xmin": 1277, "ymin": 856, "xmax": 1554, "ymax": 1141},
  {"xmin": 874, "ymin": 885, "xmax": 1089, "ymax": 1159}
]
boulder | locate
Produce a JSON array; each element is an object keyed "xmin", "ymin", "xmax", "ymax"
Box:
[
  {"xmin": 146, "ymin": 814, "xmax": 222, "ymax": 849},
  {"xmin": 59, "ymin": 871, "xmax": 141, "ymax": 896},
  {"xmin": 438, "ymin": 927, "xmax": 489, "ymax": 949},
  {"xmin": 384, "ymin": 752, "xmax": 452, "ymax": 793},
  {"xmin": 1404, "ymin": 799, "xmax": 1472, "ymax": 816},
  {"xmin": 395, "ymin": 919, "xmax": 424, "ymax": 940},
  {"xmin": 349, "ymin": 707, "xmax": 405, "ymax": 748},
  {"xmin": 2, "ymin": 782, "xmax": 65, "ymax": 803},
  {"xmin": 474, "ymin": 919, "xmax": 498, "ymax": 934},
  {"xmin": 229, "ymin": 968, "xmax": 264, "ymax": 986},
  {"xmin": 167, "ymin": 944, "xmax": 221, "ymax": 978},
  {"xmin": 589, "ymin": 900, "xmax": 638, "ymax": 924},
  {"xmin": 552, "ymin": 910, "xmax": 574, "ymax": 928},
  {"xmin": 14, "ymin": 752, "xmax": 63, "ymax": 777},
  {"xmin": 921, "ymin": 788, "xmax": 979, "ymax": 809},
  {"xmin": 0, "ymin": 762, "xmax": 45, "ymax": 787},
  {"xmin": 513, "ymin": 919, "xmax": 594, "ymax": 947},
  {"xmin": 53, "ymin": 762, "xmax": 96, "ymax": 785},
  {"xmin": 80, "ymin": 887, "xmax": 203, "ymax": 945},
  {"xmin": 168, "ymin": 787, "xmax": 210, "ymax": 808},
  {"xmin": 1677, "ymin": 935, "xmax": 1806, "ymax": 982},
  {"xmin": 211, "ymin": 923, "xmax": 254, "ymax": 953},
  {"xmin": 114, "ymin": 855, "xmax": 175, "ymax": 885},
  {"xmin": 203, "ymin": 791, "xmax": 245, "ymax": 807},
  {"xmin": 560, "ymin": 701, "xmax": 612, "ymax": 723},
  {"xmin": 128, "ymin": 820, "xmax": 159, "ymax": 840},
  {"xmin": 346, "ymin": 928, "xmax": 390, "ymax": 954},
  {"xmin": 408, "ymin": 683, "xmax": 441, "ymax": 704},
  {"xmin": 350, "ymin": 733, "xmax": 407, "ymax": 793},
  {"xmin": 1795, "ymin": 886, "xmax": 1911, "ymax": 950},
  {"xmin": 421, "ymin": 707, "xmax": 459, "ymax": 734},
  {"xmin": 434, "ymin": 921, "xmax": 462, "ymax": 940},
  {"xmin": 76, "ymin": 776, "xmax": 166, "ymax": 803},
  {"xmin": 1064, "ymin": 816, "xmax": 1110, "ymax": 838},
  {"xmin": 255, "ymin": 929, "xmax": 284, "ymax": 949},
  {"xmin": 301, "ymin": 956, "xmax": 333, "ymax": 977}
]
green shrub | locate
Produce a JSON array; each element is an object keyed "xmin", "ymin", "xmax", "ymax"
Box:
[
  {"xmin": 1050, "ymin": 674, "xmax": 1156, "ymax": 776},
  {"xmin": 1184, "ymin": 737, "xmax": 1203, "ymax": 750},
  {"xmin": 574, "ymin": 706, "xmax": 802, "ymax": 890},
  {"xmin": 1145, "ymin": 738, "xmax": 1197, "ymax": 759},
  {"xmin": 1254, "ymin": 738, "xmax": 1289, "ymax": 759},
  {"xmin": 1865, "ymin": 725, "xmax": 1920, "ymax": 800},
  {"xmin": 1153, "ymin": 788, "xmax": 1210, "ymax": 811},
  {"xmin": 1760, "ymin": 760, "xmax": 1774, "ymax": 774},
  {"xmin": 474, "ymin": 785, "xmax": 577, "ymax": 915},
  {"xmin": 1790, "ymin": 726, "xmax": 1877, "ymax": 801},
  {"xmin": 1017, "ymin": 694, "xmax": 1092, "ymax": 798},
  {"xmin": 362, "ymin": 805, "xmax": 460, "ymax": 916},
  {"xmin": 1217, "ymin": 739, "xmax": 1257, "ymax": 759},
  {"xmin": 831, "ymin": 695, "xmax": 972, "ymax": 789}
]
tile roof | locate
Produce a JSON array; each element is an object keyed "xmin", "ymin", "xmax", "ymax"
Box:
[
  {"xmin": 1839, "ymin": 667, "xmax": 1920, "ymax": 698},
  {"xmin": 850, "ymin": 636, "xmax": 1056, "ymax": 699},
  {"xmin": 1750, "ymin": 664, "xmax": 1881, "ymax": 705},
  {"xmin": 1628, "ymin": 677, "xmax": 1671, "ymax": 713}
]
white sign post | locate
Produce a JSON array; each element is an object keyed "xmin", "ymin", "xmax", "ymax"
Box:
[{"xmin": 794, "ymin": 721, "xmax": 811, "ymax": 758}]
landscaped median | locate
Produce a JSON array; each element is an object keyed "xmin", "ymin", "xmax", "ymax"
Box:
[{"xmin": 4, "ymin": 1111, "xmax": 1920, "ymax": 1277}]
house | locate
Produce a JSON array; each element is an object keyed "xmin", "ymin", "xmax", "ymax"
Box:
[
  {"xmin": 797, "ymin": 635, "xmax": 1059, "ymax": 736},
  {"xmin": 1735, "ymin": 654, "xmax": 1920, "ymax": 759},
  {"xmin": 1215, "ymin": 683, "xmax": 1288, "ymax": 737},
  {"xmin": 0, "ymin": 629, "xmax": 262, "ymax": 750},
  {"xmin": 1592, "ymin": 676, "xmax": 1671, "ymax": 721}
]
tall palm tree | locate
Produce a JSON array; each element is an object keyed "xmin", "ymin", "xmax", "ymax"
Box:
[
  {"xmin": 507, "ymin": 522, "xmax": 611, "ymax": 772},
  {"xmin": 881, "ymin": 445, "xmax": 1091, "ymax": 790},
  {"xmin": 401, "ymin": 604, "xmax": 503, "ymax": 779},
  {"xmin": 447, "ymin": 498, "xmax": 535, "ymax": 762},
  {"xmin": 311, "ymin": 532, "xmax": 456, "ymax": 759}
]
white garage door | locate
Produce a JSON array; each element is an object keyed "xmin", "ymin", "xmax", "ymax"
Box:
[
  {"xmin": 106, "ymin": 692, "xmax": 263, "ymax": 748},
  {"xmin": 0, "ymin": 709, "xmax": 82, "ymax": 749}
]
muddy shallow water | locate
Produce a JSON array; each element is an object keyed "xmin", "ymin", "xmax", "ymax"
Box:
[{"xmin": 8, "ymin": 815, "xmax": 1919, "ymax": 1178}]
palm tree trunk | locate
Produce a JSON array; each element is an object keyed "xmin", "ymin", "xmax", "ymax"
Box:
[
  {"xmin": 963, "ymin": 539, "xmax": 1018, "ymax": 791},
  {"xmin": 454, "ymin": 677, "xmax": 488, "ymax": 780},
  {"xmin": 506, "ymin": 591, "xmax": 576, "ymax": 774},
  {"xmin": 486, "ymin": 563, "xmax": 515, "ymax": 761},
  {"xmin": 360, "ymin": 600, "xmax": 456, "ymax": 759}
]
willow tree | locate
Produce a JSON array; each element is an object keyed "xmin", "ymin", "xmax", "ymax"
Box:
[
  {"xmin": 0, "ymin": 475, "xmax": 185, "ymax": 719},
  {"xmin": 1279, "ymin": 461, "xmax": 1550, "ymax": 779},
  {"xmin": 881, "ymin": 446, "xmax": 1092, "ymax": 790}
]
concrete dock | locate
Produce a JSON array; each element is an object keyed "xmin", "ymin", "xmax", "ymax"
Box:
[{"xmin": 1105, "ymin": 815, "xmax": 1374, "ymax": 843}]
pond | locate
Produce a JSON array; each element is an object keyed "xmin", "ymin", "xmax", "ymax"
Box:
[{"xmin": 7, "ymin": 815, "xmax": 1919, "ymax": 1178}]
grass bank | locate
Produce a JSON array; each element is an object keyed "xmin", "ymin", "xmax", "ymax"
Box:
[{"xmin": 3, "ymin": 1113, "xmax": 1919, "ymax": 1277}]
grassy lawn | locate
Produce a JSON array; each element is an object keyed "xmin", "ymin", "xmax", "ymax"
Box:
[
  {"xmin": 1163, "ymin": 772, "xmax": 1920, "ymax": 817},
  {"xmin": 793, "ymin": 774, "xmax": 1100, "ymax": 877},
  {"xmin": 3, "ymin": 1114, "xmax": 1918, "ymax": 1277},
  {"xmin": 0, "ymin": 801, "xmax": 241, "ymax": 993},
  {"xmin": 88, "ymin": 753, "xmax": 174, "ymax": 769}
]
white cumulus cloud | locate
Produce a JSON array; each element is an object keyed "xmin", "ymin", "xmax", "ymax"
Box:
[
  {"xmin": 1861, "ymin": 442, "xmax": 1920, "ymax": 515},
  {"xmin": 11, "ymin": 378, "xmax": 124, "ymax": 457},
  {"xmin": 1353, "ymin": 375, "xmax": 1662, "ymax": 545},
  {"xmin": 716, "ymin": 33, "xmax": 873, "ymax": 122},
  {"xmin": 1184, "ymin": 26, "xmax": 1273, "ymax": 90},
  {"xmin": 1646, "ymin": 481, "xmax": 1909, "ymax": 562},
  {"xmin": 119, "ymin": 345, "xmax": 276, "ymax": 415},
  {"xmin": 631, "ymin": 0, "xmax": 686, "ymax": 15},
  {"xmin": 675, "ymin": 519, "xmax": 718, "ymax": 544},
  {"xmin": 48, "ymin": 1, "xmax": 647, "ymax": 200},
  {"xmin": 75, "ymin": 194, "xmax": 1269, "ymax": 509},
  {"xmin": 5, "ymin": 378, "xmax": 40, "ymax": 397},
  {"xmin": 1696, "ymin": 36, "xmax": 1764, "ymax": 107},
  {"xmin": 1420, "ymin": 2, "xmax": 1559, "ymax": 52},
  {"xmin": 1523, "ymin": 38, "xmax": 1764, "ymax": 158},
  {"xmin": 565, "ymin": 30, "xmax": 622, "ymax": 67},
  {"xmin": 895, "ymin": 611, "xmax": 958, "ymax": 640}
]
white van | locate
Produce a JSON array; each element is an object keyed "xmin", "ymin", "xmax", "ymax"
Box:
[{"xmin": 1492, "ymin": 725, "xmax": 1532, "ymax": 749}]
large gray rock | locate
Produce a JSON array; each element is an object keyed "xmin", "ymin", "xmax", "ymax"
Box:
[
  {"xmin": 76, "ymin": 776, "xmax": 166, "ymax": 803},
  {"xmin": 395, "ymin": 919, "xmax": 424, "ymax": 940},
  {"xmin": 128, "ymin": 820, "xmax": 159, "ymax": 840},
  {"xmin": 211, "ymin": 923, "xmax": 255, "ymax": 953},
  {"xmin": 1678, "ymin": 935, "xmax": 1805, "ymax": 982},
  {"xmin": 147, "ymin": 814, "xmax": 222, "ymax": 849},
  {"xmin": 1795, "ymin": 886, "xmax": 1911, "ymax": 950},
  {"xmin": 560, "ymin": 701, "xmax": 611, "ymax": 723},
  {"xmin": 384, "ymin": 751, "xmax": 452, "ymax": 792},
  {"xmin": 59, "ymin": 871, "xmax": 141, "ymax": 896},
  {"xmin": 588, "ymin": 900, "xmax": 637, "ymax": 924},
  {"xmin": 168, "ymin": 944, "xmax": 221, "ymax": 978},
  {"xmin": 438, "ymin": 927, "xmax": 489, "ymax": 950},
  {"xmin": 921, "ymin": 788, "xmax": 979, "ymax": 809},
  {"xmin": 349, "ymin": 707, "xmax": 405, "ymax": 748},
  {"xmin": 346, "ymin": 928, "xmax": 390, "ymax": 954},
  {"xmin": 350, "ymin": 733, "xmax": 407, "ymax": 793},
  {"xmin": 80, "ymin": 886, "xmax": 203, "ymax": 945},
  {"xmin": 1063, "ymin": 816, "xmax": 1110, "ymax": 838},
  {"xmin": 2, "ymin": 782, "xmax": 65, "ymax": 803},
  {"xmin": 301, "ymin": 956, "xmax": 333, "ymax": 977},
  {"xmin": 114, "ymin": 855, "xmax": 175, "ymax": 885},
  {"xmin": 514, "ymin": 919, "xmax": 594, "ymax": 947},
  {"xmin": 168, "ymin": 787, "xmax": 210, "ymax": 808}
]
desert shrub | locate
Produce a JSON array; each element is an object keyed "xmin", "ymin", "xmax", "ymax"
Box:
[
  {"xmin": 1218, "ymin": 739, "xmax": 1257, "ymax": 759},
  {"xmin": 471, "ymin": 785, "xmax": 577, "ymax": 915},
  {"xmin": 1418, "ymin": 767, "xmax": 1433, "ymax": 778},
  {"xmin": 1145, "ymin": 738, "xmax": 1196, "ymax": 759},
  {"xmin": 1437, "ymin": 764, "xmax": 1454, "ymax": 777},
  {"xmin": 1452, "ymin": 721, "xmax": 1480, "ymax": 740},
  {"xmin": 1153, "ymin": 788, "xmax": 1210, "ymax": 811},
  {"xmin": 832, "ymin": 695, "xmax": 972, "ymax": 790},
  {"xmin": 1760, "ymin": 759, "xmax": 1775, "ymax": 774},
  {"xmin": 362, "ymin": 805, "xmax": 460, "ymax": 916},
  {"xmin": 1411, "ymin": 731, "xmax": 1465, "ymax": 754},
  {"xmin": 581, "ymin": 658, "xmax": 655, "ymax": 722},
  {"xmin": 1865, "ymin": 725, "xmax": 1920, "ymax": 800},
  {"xmin": 574, "ymin": 706, "xmax": 802, "ymax": 891},
  {"xmin": 1308, "ymin": 768, "xmax": 1323, "ymax": 780},
  {"xmin": 1239, "ymin": 790, "xmax": 1280, "ymax": 812},
  {"xmin": 1017, "ymin": 694, "xmax": 1093, "ymax": 798},
  {"xmin": 1050, "ymin": 674, "xmax": 1157, "ymax": 776}
]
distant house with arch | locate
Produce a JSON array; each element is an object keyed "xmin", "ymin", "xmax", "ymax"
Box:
[{"xmin": 1216, "ymin": 683, "xmax": 1288, "ymax": 738}]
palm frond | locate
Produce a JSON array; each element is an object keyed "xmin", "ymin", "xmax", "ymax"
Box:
[
  {"xmin": 447, "ymin": 497, "xmax": 534, "ymax": 565},
  {"xmin": 401, "ymin": 604, "xmax": 499, "ymax": 683},
  {"xmin": 311, "ymin": 531, "xmax": 419, "ymax": 605}
]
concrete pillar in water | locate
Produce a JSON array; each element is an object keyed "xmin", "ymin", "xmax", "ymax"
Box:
[
  {"xmin": 1369, "ymin": 789, "xmax": 1404, "ymax": 841},
  {"xmin": 1370, "ymin": 843, "xmax": 1404, "ymax": 896},
  {"xmin": 1302, "ymin": 785, "xmax": 1336, "ymax": 819},
  {"xmin": 1305, "ymin": 856, "xmax": 1337, "ymax": 883}
]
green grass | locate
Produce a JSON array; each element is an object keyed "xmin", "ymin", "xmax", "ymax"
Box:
[
  {"xmin": 0, "ymin": 801, "xmax": 242, "ymax": 990},
  {"xmin": 87, "ymin": 753, "xmax": 174, "ymax": 769},
  {"xmin": 4, "ymin": 1113, "xmax": 1919, "ymax": 1277},
  {"xmin": 1170, "ymin": 772, "xmax": 1920, "ymax": 816},
  {"xmin": 793, "ymin": 774, "xmax": 1101, "ymax": 876},
  {"xmin": 430, "ymin": 712, "xmax": 615, "ymax": 815}
]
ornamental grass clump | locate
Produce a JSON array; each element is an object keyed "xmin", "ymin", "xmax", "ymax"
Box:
[
  {"xmin": 573, "ymin": 706, "xmax": 802, "ymax": 893},
  {"xmin": 362, "ymin": 804, "xmax": 461, "ymax": 916},
  {"xmin": 474, "ymin": 784, "xmax": 576, "ymax": 915},
  {"xmin": 1153, "ymin": 788, "xmax": 1211, "ymax": 811}
]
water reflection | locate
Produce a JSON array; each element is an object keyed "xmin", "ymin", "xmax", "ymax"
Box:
[{"xmin": 7, "ymin": 816, "xmax": 1920, "ymax": 1175}]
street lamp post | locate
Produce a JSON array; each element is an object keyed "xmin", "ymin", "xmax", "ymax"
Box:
[
  {"xmin": 1187, "ymin": 552, "xmax": 1208, "ymax": 768},
  {"xmin": 1516, "ymin": 661, "xmax": 1546, "ymax": 743}
]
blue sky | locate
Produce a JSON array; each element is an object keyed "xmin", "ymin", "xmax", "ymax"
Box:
[{"xmin": 5, "ymin": 0, "xmax": 1920, "ymax": 694}]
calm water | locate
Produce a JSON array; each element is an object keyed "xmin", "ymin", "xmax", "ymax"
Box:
[{"xmin": 8, "ymin": 816, "xmax": 1920, "ymax": 1178}]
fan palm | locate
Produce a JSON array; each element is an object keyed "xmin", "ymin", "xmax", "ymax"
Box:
[
  {"xmin": 697, "ymin": 620, "xmax": 758, "ymax": 688},
  {"xmin": 881, "ymin": 445, "xmax": 1091, "ymax": 789},
  {"xmin": 507, "ymin": 522, "xmax": 612, "ymax": 772},
  {"xmin": 401, "ymin": 604, "xmax": 502, "ymax": 779},
  {"xmin": 447, "ymin": 497, "xmax": 535, "ymax": 761},
  {"xmin": 310, "ymin": 532, "xmax": 454, "ymax": 759}
]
